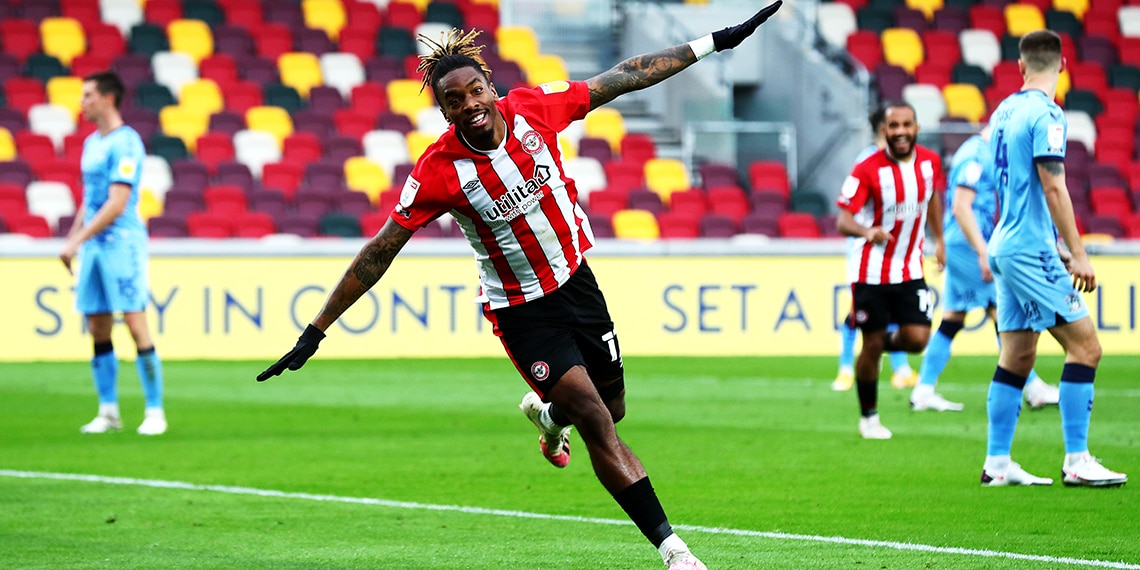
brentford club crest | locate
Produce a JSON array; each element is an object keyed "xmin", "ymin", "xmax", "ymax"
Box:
[
  {"xmin": 521, "ymin": 130, "xmax": 544, "ymax": 155},
  {"xmin": 855, "ymin": 310, "xmax": 869, "ymax": 324},
  {"xmin": 531, "ymin": 361, "xmax": 550, "ymax": 381}
]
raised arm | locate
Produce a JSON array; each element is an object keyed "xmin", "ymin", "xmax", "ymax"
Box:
[
  {"xmin": 585, "ymin": 0, "xmax": 782, "ymax": 110},
  {"xmin": 257, "ymin": 219, "xmax": 414, "ymax": 381}
]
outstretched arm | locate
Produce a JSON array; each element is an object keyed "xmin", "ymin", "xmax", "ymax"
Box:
[
  {"xmin": 257, "ymin": 219, "xmax": 414, "ymax": 381},
  {"xmin": 585, "ymin": 0, "xmax": 782, "ymax": 110},
  {"xmin": 312, "ymin": 219, "xmax": 414, "ymax": 331}
]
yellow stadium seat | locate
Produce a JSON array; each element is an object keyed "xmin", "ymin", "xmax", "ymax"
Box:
[
  {"xmin": 496, "ymin": 26, "xmax": 540, "ymax": 63},
  {"xmin": 245, "ymin": 106, "xmax": 294, "ymax": 147},
  {"xmin": 557, "ymin": 134, "xmax": 577, "ymax": 160},
  {"xmin": 387, "ymin": 78, "xmax": 434, "ymax": 121},
  {"xmin": 519, "ymin": 53, "xmax": 569, "ymax": 86},
  {"xmin": 159, "ymin": 105, "xmax": 210, "ymax": 152},
  {"xmin": 0, "ymin": 128, "xmax": 15, "ymax": 161},
  {"xmin": 1056, "ymin": 69, "xmax": 1071, "ymax": 104},
  {"xmin": 942, "ymin": 83, "xmax": 986, "ymax": 122},
  {"xmin": 178, "ymin": 79, "xmax": 224, "ymax": 116},
  {"xmin": 583, "ymin": 107, "xmax": 625, "ymax": 153},
  {"xmin": 612, "ymin": 209, "xmax": 660, "ymax": 240},
  {"xmin": 46, "ymin": 76, "xmax": 84, "ymax": 119},
  {"xmin": 278, "ymin": 52, "xmax": 323, "ymax": 98},
  {"xmin": 471, "ymin": 0, "xmax": 498, "ymax": 6},
  {"xmin": 40, "ymin": 17, "xmax": 86, "ymax": 66},
  {"xmin": 138, "ymin": 189, "xmax": 163, "ymax": 220},
  {"xmin": 344, "ymin": 156, "xmax": 391, "ymax": 203},
  {"xmin": 643, "ymin": 158, "xmax": 691, "ymax": 204},
  {"xmin": 1052, "ymin": 0, "xmax": 1088, "ymax": 20},
  {"xmin": 302, "ymin": 0, "xmax": 347, "ymax": 41},
  {"xmin": 167, "ymin": 19, "xmax": 214, "ymax": 65},
  {"xmin": 906, "ymin": 0, "xmax": 943, "ymax": 20},
  {"xmin": 881, "ymin": 28, "xmax": 924, "ymax": 74},
  {"xmin": 1004, "ymin": 4, "xmax": 1045, "ymax": 38},
  {"xmin": 406, "ymin": 130, "xmax": 438, "ymax": 163}
]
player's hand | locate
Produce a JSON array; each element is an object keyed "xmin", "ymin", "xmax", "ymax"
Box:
[
  {"xmin": 865, "ymin": 227, "xmax": 894, "ymax": 245},
  {"xmin": 711, "ymin": 0, "xmax": 782, "ymax": 52},
  {"xmin": 59, "ymin": 240, "xmax": 80, "ymax": 275},
  {"xmin": 1067, "ymin": 255, "xmax": 1097, "ymax": 293},
  {"xmin": 977, "ymin": 256, "xmax": 993, "ymax": 282},
  {"xmin": 1058, "ymin": 246, "xmax": 1073, "ymax": 271},
  {"xmin": 257, "ymin": 324, "xmax": 326, "ymax": 381}
]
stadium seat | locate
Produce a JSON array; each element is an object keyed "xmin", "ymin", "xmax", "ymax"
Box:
[
  {"xmin": 40, "ymin": 17, "xmax": 86, "ymax": 67},
  {"xmin": 1065, "ymin": 111, "xmax": 1097, "ymax": 150},
  {"xmin": 167, "ymin": 19, "xmax": 214, "ymax": 65},
  {"xmin": 180, "ymin": 79, "xmax": 225, "ymax": 117},
  {"xmin": 319, "ymin": 53, "xmax": 366, "ymax": 99},
  {"xmin": 612, "ymin": 209, "xmax": 660, "ymax": 239},
  {"xmin": 496, "ymin": 26, "xmax": 540, "ymax": 63},
  {"xmin": 958, "ymin": 29, "xmax": 1000, "ymax": 74},
  {"xmin": 881, "ymin": 28, "xmax": 924, "ymax": 74},
  {"xmin": 45, "ymin": 76, "xmax": 83, "ymax": 120},
  {"xmin": 129, "ymin": 23, "xmax": 171, "ymax": 57},
  {"xmin": 748, "ymin": 160, "xmax": 791, "ymax": 196},
  {"xmin": 777, "ymin": 212, "xmax": 822, "ymax": 238},
  {"xmin": 424, "ymin": 2, "xmax": 464, "ymax": 28},
  {"xmin": 902, "ymin": 83, "xmax": 947, "ymax": 127},
  {"xmin": 817, "ymin": 2, "xmax": 858, "ymax": 50},
  {"xmin": 375, "ymin": 26, "xmax": 419, "ymax": 60},
  {"xmin": 244, "ymin": 106, "xmax": 293, "ymax": 146},
  {"xmin": 159, "ymin": 106, "xmax": 210, "ymax": 152},
  {"xmin": 17, "ymin": 131, "xmax": 57, "ymax": 170},
  {"xmin": 413, "ymin": 107, "xmax": 449, "ymax": 136},
  {"xmin": 1, "ymin": 19, "xmax": 41, "ymax": 63},
  {"xmin": 0, "ymin": 182, "xmax": 28, "ymax": 219},
  {"xmin": 203, "ymin": 184, "xmax": 247, "ymax": 215},
  {"xmin": 1004, "ymin": 4, "xmax": 1046, "ymax": 37},
  {"xmin": 627, "ymin": 188, "xmax": 665, "ymax": 215},
  {"xmin": 101, "ymin": 0, "xmax": 144, "ymax": 36},
  {"xmin": 261, "ymin": 162, "xmax": 304, "ymax": 197},
  {"xmin": 584, "ymin": 108, "xmax": 626, "ymax": 154},
  {"xmin": 29, "ymin": 104, "xmax": 76, "ymax": 151},
  {"xmin": 643, "ymin": 158, "xmax": 690, "ymax": 204},
  {"xmin": 856, "ymin": 6, "xmax": 895, "ymax": 34},
  {"xmin": 139, "ymin": 155, "xmax": 174, "ymax": 201},
  {"xmin": 603, "ymin": 160, "xmax": 645, "ymax": 194},
  {"xmin": 24, "ymin": 54, "xmax": 68, "ymax": 84},
  {"xmin": 846, "ymin": 30, "xmax": 883, "ymax": 71},
  {"xmin": 231, "ymin": 210, "xmax": 277, "ymax": 238},
  {"xmin": 152, "ymin": 51, "xmax": 199, "ymax": 98},
  {"xmin": 362, "ymin": 129, "xmax": 411, "ymax": 175},
  {"xmin": 520, "ymin": 53, "xmax": 570, "ymax": 86},
  {"xmin": 317, "ymin": 212, "xmax": 361, "ymax": 237},
  {"xmin": 562, "ymin": 157, "xmax": 607, "ymax": 199},
  {"xmin": 707, "ymin": 186, "xmax": 751, "ymax": 223},
  {"xmin": 386, "ymin": 1, "xmax": 424, "ymax": 31},
  {"xmin": 283, "ymin": 132, "xmax": 324, "ymax": 164},
  {"xmin": 302, "ymin": 0, "xmax": 346, "ymax": 41},
  {"xmin": 943, "ymin": 83, "xmax": 986, "ymax": 122},
  {"xmin": 7, "ymin": 214, "xmax": 53, "ymax": 237},
  {"xmin": 0, "ymin": 129, "xmax": 15, "ymax": 162},
  {"xmin": 415, "ymin": 22, "xmax": 454, "ymax": 57},
  {"xmin": 1121, "ymin": 6, "xmax": 1140, "ymax": 37},
  {"xmin": 277, "ymin": 52, "xmax": 323, "ymax": 99},
  {"xmin": 619, "ymin": 134, "xmax": 657, "ymax": 167},
  {"xmin": 655, "ymin": 211, "xmax": 701, "ymax": 238},
  {"xmin": 186, "ymin": 211, "xmax": 232, "ymax": 238},
  {"xmin": 343, "ymin": 156, "xmax": 391, "ymax": 203},
  {"xmin": 26, "ymin": 181, "xmax": 76, "ymax": 232},
  {"xmin": 387, "ymin": 79, "xmax": 434, "ymax": 122},
  {"xmin": 405, "ymin": 130, "xmax": 437, "ymax": 164},
  {"xmin": 585, "ymin": 189, "xmax": 628, "ymax": 219},
  {"xmin": 233, "ymin": 129, "xmax": 283, "ymax": 178}
]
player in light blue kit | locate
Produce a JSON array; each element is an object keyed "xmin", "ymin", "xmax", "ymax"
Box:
[
  {"xmin": 980, "ymin": 31, "xmax": 1124, "ymax": 487},
  {"xmin": 832, "ymin": 106, "xmax": 917, "ymax": 392},
  {"xmin": 910, "ymin": 126, "xmax": 1058, "ymax": 411},
  {"xmin": 60, "ymin": 71, "xmax": 166, "ymax": 436}
]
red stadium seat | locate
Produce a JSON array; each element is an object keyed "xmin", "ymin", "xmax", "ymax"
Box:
[
  {"xmin": 846, "ymin": 31, "xmax": 883, "ymax": 71},
  {"xmin": 748, "ymin": 160, "xmax": 791, "ymax": 196},
  {"xmin": 145, "ymin": 0, "xmax": 183, "ymax": 26},
  {"xmin": 706, "ymin": 186, "xmax": 751, "ymax": 223},
  {"xmin": 0, "ymin": 19, "xmax": 41, "ymax": 63},
  {"xmin": 251, "ymin": 23, "xmax": 294, "ymax": 61},
  {"xmin": 668, "ymin": 189, "xmax": 709, "ymax": 219},
  {"xmin": 261, "ymin": 162, "xmax": 304, "ymax": 198},
  {"xmin": 232, "ymin": 210, "xmax": 276, "ymax": 237},
  {"xmin": 196, "ymin": 132, "xmax": 236, "ymax": 171},
  {"xmin": 186, "ymin": 211, "xmax": 233, "ymax": 238},
  {"xmin": 204, "ymin": 184, "xmax": 248, "ymax": 215},
  {"xmin": 586, "ymin": 189, "xmax": 628, "ymax": 219},
  {"xmin": 7, "ymin": 213, "xmax": 52, "ymax": 237},
  {"xmin": 778, "ymin": 212, "xmax": 822, "ymax": 238},
  {"xmin": 656, "ymin": 211, "xmax": 700, "ymax": 238},
  {"xmin": 282, "ymin": 132, "xmax": 323, "ymax": 164},
  {"xmin": 619, "ymin": 133, "xmax": 657, "ymax": 166},
  {"xmin": 602, "ymin": 160, "xmax": 644, "ymax": 194}
]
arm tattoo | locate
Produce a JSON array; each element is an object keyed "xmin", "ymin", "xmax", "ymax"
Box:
[
  {"xmin": 587, "ymin": 45, "xmax": 696, "ymax": 109},
  {"xmin": 1040, "ymin": 160, "xmax": 1065, "ymax": 176},
  {"xmin": 351, "ymin": 235, "xmax": 403, "ymax": 286}
]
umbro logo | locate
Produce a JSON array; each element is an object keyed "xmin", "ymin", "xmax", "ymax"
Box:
[{"xmin": 463, "ymin": 179, "xmax": 483, "ymax": 192}]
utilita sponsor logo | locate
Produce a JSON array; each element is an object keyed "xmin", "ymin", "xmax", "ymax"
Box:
[{"xmin": 483, "ymin": 164, "xmax": 551, "ymax": 222}]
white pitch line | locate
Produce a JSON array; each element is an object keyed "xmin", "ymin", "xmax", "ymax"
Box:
[{"xmin": 2, "ymin": 469, "xmax": 1137, "ymax": 569}]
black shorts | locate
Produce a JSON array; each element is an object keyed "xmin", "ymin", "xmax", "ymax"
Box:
[
  {"xmin": 851, "ymin": 279, "xmax": 933, "ymax": 332},
  {"xmin": 484, "ymin": 263, "xmax": 623, "ymax": 399}
]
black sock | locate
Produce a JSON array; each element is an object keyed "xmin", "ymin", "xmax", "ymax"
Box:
[
  {"xmin": 613, "ymin": 477, "xmax": 672, "ymax": 548},
  {"xmin": 882, "ymin": 334, "xmax": 898, "ymax": 353},
  {"xmin": 938, "ymin": 319, "xmax": 964, "ymax": 339},
  {"xmin": 856, "ymin": 378, "xmax": 878, "ymax": 417},
  {"xmin": 547, "ymin": 403, "xmax": 572, "ymax": 427},
  {"xmin": 93, "ymin": 341, "xmax": 114, "ymax": 356}
]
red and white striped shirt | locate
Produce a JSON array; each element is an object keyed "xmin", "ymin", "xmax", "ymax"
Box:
[
  {"xmin": 836, "ymin": 146, "xmax": 941, "ymax": 285},
  {"xmin": 391, "ymin": 80, "xmax": 595, "ymax": 309}
]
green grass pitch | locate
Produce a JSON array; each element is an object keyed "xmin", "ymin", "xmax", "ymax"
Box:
[{"xmin": 1, "ymin": 355, "xmax": 1137, "ymax": 569}]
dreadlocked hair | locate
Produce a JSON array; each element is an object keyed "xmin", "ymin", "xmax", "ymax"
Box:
[{"xmin": 416, "ymin": 28, "xmax": 493, "ymax": 96}]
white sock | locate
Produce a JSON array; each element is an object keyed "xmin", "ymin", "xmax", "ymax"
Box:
[
  {"xmin": 838, "ymin": 365, "xmax": 854, "ymax": 376},
  {"xmin": 658, "ymin": 533, "xmax": 688, "ymax": 560},
  {"xmin": 984, "ymin": 455, "xmax": 1011, "ymax": 472},
  {"xmin": 98, "ymin": 403, "xmax": 120, "ymax": 418},
  {"xmin": 911, "ymin": 383, "xmax": 934, "ymax": 399},
  {"xmin": 144, "ymin": 407, "xmax": 165, "ymax": 420},
  {"xmin": 537, "ymin": 405, "xmax": 560, "ymax": 433},
  {"xmin": 1065, "ymin": 451, "xmax": 1090, "ymax": 466}
]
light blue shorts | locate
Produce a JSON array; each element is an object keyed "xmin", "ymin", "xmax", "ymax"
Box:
[
  {"xmin": 75, "ymin": 237, "xmax": 149, "ymax": 315},
  {"xmin": 990, "ymin": 252, "xmax": 1089, "ymax": 333},
  {"xmin": 942, "ymin": 242, "xmax": 996, "ymax": 312}
]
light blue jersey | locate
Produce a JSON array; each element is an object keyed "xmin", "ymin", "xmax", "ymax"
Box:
[
  {"xmin": 944, "ymin": 134, "xmax": 998, "ymax": 247},
  {"xmin": 75, "ymin": 126, "xmax": 149, "ymax": 315},
  {"xmin": 80, "ymin": 125, "xmax": 146, "ymax": 241},
  {"xmin": 987, "ymin": 90, "xmax": 1066, "ymax": 257}
]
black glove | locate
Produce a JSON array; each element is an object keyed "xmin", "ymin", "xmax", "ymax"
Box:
[
  {"xmin": 711, "ymin": 0, "xmax": 783, "ymax": 52},
  {"xmin": 257, "ymin": 324, "xmax": 326, "ymax": 382}
]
